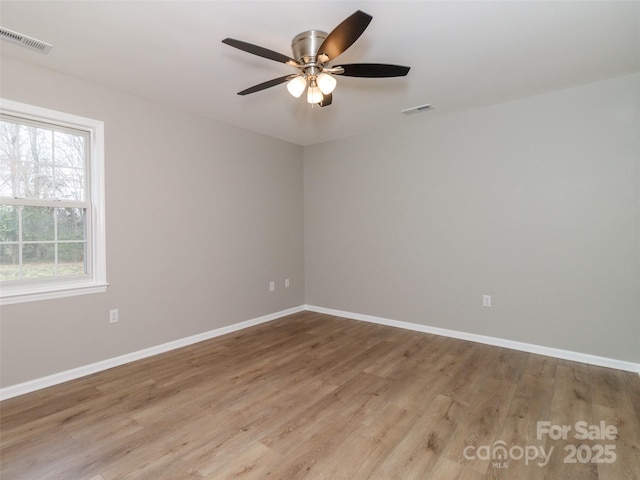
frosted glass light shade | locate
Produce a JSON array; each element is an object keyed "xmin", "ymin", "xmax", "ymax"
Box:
[
  {"xmin": 307, "ymin": 85, "xmax": 323, "ymax": 104},
  {"xmin": 317, "ymin": 73, "xmax": 337, "ymax": 95},
  {"xmin": 287, "ymin": 76, "xmax": 307, "ymax": 98}
]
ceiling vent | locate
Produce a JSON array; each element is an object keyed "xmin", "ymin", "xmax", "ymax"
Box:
[
  {"xmin": 401, "ymin": 104, "xmax": 433, "ymax": 115},
  {"xmin": 0, "ymin": 27, "xmax": 52, "ymax": 54}
]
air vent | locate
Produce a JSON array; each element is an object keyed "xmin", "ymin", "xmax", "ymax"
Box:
[
  {"xmin": 0, "ymin": 27, "xmax": 52, "ymax": 54},
  {"xmin": 401, "ymin": 104, "xmax": 433, "ymax": 115}
]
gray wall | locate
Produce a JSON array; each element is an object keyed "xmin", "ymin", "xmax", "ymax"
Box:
[
  {"xmin": 305, "ymin": 73, "xmax": 640, "ymax": 363},
  {"xmin": 0, "ymin": 57, "xmax": 305, "ymax": 387},
  {"xmin": 1, "ymin": 56, "xmax": 638, "ymax": 389}
]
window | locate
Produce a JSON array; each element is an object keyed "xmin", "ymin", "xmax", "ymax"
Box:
[{"xmin": 0, "ymin": 99, "xmax": 106, "ymax": 304}]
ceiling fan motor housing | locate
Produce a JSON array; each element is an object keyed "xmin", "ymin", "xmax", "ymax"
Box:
[{"xmin": 291, "ymin": 30, "xmax": 328, "ymax": 64}]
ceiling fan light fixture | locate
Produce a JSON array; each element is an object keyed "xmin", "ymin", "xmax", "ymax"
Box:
[
  {"xmin": 306, "ymin": 79, "xmax": 323, "ymax": 104},
  {"xmin": 286, "ymin": 75, "xmax": 307, "ymax": 98},
  {"xmin": 316, "ymin": 72, "xmax": 337, "ymax": 95}
]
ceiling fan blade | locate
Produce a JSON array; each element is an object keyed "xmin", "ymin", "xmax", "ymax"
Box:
[
  {"xmin": 222, "ymin": 38, "xmax": 299, "ymax": 66},
  {"xmin": 337, "ymin": 63, "xmax": 411, "ymax": 78},
  {"xmin": 320, "ymin": 92, "xmax": 333, "ymax": 107},
  {"xmin": 317, "ymin": 10, "xmax": 372, "ymax": 61},
  {"xmin": 237, "ymin": 75, "xmax": 293, "ymax": 96}
]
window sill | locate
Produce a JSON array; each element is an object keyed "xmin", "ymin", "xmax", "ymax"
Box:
[{"xmin": 0, "ymin": 282, "xmax": 109, "ymax": 305}]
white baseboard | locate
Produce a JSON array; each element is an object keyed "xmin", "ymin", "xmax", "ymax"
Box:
[
  {"xmin": 0, "ymin": 305, "xmax": 305, "ymax": 401},
  {"xmin": 3, "ymin": 303, "xmax": 637, "ymax": 401},
  {"xmin": 305, "ymin": 305, "xmax": 640, "ymax": 374}
]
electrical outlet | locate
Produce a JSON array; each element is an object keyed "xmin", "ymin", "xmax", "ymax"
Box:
[
  {"xmin": 285, "ymin": 278, "xmax": 290, "ymax": 288},
  {"xmin": 482, "ymin": 295, "xmax": 492, "ymax": 307},
  {"xmin": 109, "ymin": 309, "xmax": 119, "ymax": 323},
  {"xmin": 269, "ymin": 281, "xmax": 275, "ymax": 292}
]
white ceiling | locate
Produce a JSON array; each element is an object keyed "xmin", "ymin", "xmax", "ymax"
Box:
[{"xmin": 1, "ymin": 1, "xmax": 638, "ymax": 146}]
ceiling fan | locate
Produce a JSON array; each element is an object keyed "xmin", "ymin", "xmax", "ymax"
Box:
[{"xmin": 222, "ymin": 10, "xmax": 410, "ymax": 107}]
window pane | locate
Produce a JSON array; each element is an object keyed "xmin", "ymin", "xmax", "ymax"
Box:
[
  {"xmin": 0, "ymin": 244, "xmax": 19, "ymax": 280},
  {"xmin": 37, "ymin": 127, "xmax": 54, "ymax": 164},
  {"xmin": 0, "ymin": 205, "xmax": 18, "ymax": 241},
  {"xmin": 57, "ymin": 208, "xmax": 85, "ymax": 241},
  {"xmin": 54, "ymin": 130, "xmax": 85, "ymax": 169},
  {"xmin": 0, "ymin": 163, "xmax": 14, "ymax": 197},
  {"xmin": 23, "ymin": 206, "xmax": 55, "ymax": 241},
  {"xmin": 18, "ymin": 124, "xmax": 53, "ymax": 167},
  {"xmin": 23, "ymin": 243, "xmax": 55, "ymax": 278},
  {"xmin": 58, "ymin": 242, "xmax": 86, "ymax": 275},
  {"xmin": 18, "ymin": 125, "xmax": 36, "ymax": 162},
  {"xmin": 1, "ymin": 159, "xmax": 28, "ymax": 198},
  {"xmin": 55, "ymin": 167, "xmax": 84, "ymax": 200},
  {"xmin": 28, "ymin": 164, "xmax": 55, "ymax": 199},
  {"xmin": 0, "ymin": 120, "xmax": 19, "ymax": 196}
]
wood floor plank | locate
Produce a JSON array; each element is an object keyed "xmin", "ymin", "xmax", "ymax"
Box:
[
  {"xmin": 373, "ymin": 393, "xmax": 463, "ymax": 479},
  {"xmin": 443, "ymin": 375, "xmax": 518, "ymax": 474},
  {"xmin": 489, "ymin": 372, "xmax": 555, "ymax": 479},
  {"xmin": 200, "ymin": 441, "xmax": 280, "ymax": 479},
  {"xmin": 309, "ymin": 403, "xmax": 418, "ymax": 479},
  {"xmin": 1, "ymin": 311, "xmax": 638, "ymax": 479},
  {"xmin": 592, "ymin": 403, "xmax": 640, "ymax": 480},
  {"xmin": 0, "ymin": 426, "xmax": 78, "ymax": 480},
  {"xmin": 523, "ymin": 353, "xmax": 558, "ymax": 379},
  {"xmin": 429, "ymin": 456, "xmax": 485, "ymax": 479},
  {"xmin": 541, "ymin": 363, "xmax": 598, "ymax": 480}
]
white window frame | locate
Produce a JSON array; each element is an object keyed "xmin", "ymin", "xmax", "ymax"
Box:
[{"xmin": 0, "ymin": 99, "xmax": 107, "ymax": 304}]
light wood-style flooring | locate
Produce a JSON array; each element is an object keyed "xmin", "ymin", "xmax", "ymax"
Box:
[{"xmin": 1, "ymin": 311, "xmax": 639, "ymax": 479}]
